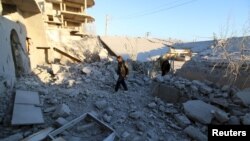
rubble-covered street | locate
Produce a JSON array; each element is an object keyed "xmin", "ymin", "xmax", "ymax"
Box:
[{"xmin": 1, "ymin": 58, "xmax": 250, "ymax": 141}]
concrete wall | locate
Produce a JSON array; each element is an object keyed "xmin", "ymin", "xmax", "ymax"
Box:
[
  {"xmin": 0, "ymin": 16, "xmax": 29, "ymax": 86},
  {"xmin": 2, "ymin": 0, "xmax": 49, "ymax": 69},
  {"xmin": 23, "ymin": 11, "xmax": 49, "ymax": 68}
]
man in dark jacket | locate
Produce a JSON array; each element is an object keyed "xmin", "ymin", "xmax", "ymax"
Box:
[
  {"xmin": 161, "ymin": 59, "xmax": 171, "ymax": 76},
  {"xmin": 115, "ymin": 56, "xmax": 128, "ymax": 92}
]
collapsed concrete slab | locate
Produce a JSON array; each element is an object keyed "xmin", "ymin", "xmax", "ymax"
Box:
[
  {"xmin": 183, "ymin": 100, "xmax": 223, "ymax": 124},
  {"xmin": 12, "ymin": 104, "xmax": 44, "ymax": 125},
  {"xmin": 14, "ymin": 90, "xmax": 40, "ymax": 105},
  {"xmin": 12, "ymin": 90, "xmax": 44, "ymax": 125},
  {"xmin": 99, "ymin": 36, "xmax": 170, "ymax": 61}
]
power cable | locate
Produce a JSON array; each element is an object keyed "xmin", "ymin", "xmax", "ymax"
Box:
[{"xmin": 113, "ymin": 0, "xmax": 197, "ymax": 20}]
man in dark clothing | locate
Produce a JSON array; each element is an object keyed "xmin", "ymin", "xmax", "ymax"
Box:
[
  {"xmin": 115, "ymin": 56, "xmax": 128, "ymax": 92},
  {"xmin": 161, "ymin": 59, "xmax": 171, "ymax": 76}
]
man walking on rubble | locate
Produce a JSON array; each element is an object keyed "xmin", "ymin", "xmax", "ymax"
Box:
[
  {"xmin": 159, "ymin": 55, "xmax": 171, "ymax": 76},
  {"xmin": 115, "ymin": 56, "xmax": 129, "ymax": 92}
]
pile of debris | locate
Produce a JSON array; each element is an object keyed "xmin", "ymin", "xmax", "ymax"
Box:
[{"xmin": 1, "ymin": 58, "xmax": 250, "ymax": 141}]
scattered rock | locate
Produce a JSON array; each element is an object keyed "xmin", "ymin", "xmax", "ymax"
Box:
[
  {"xmin": 184, "ymin": 126, "xmax": 207, "ymax": 141},
  {"xmin": 199, "ymin": 85, "xmax": 213, "ymax": 94},
  {"xmin": 55, "ymin": 117, "xmax": 69, "ymax": 127},
  {"xmin": 210, "ymin": 98, "xmax": 229, "ymax": 108},
  {"xmin": 95, "ymin": 100, "xmax": 108, "ymax": 110},
  {"xmin": 129, "ymin": 111, "xmax": 143, "ymax": 119},
  {"xmin": 104, "ymin": 107, "xmax": 115, "ymax": 116},
  {"xmin": 52, "ymin": 64, "xmax": 63, "ymax": 74},
  {"xmin": 242, "ymin": 113, "xmax": 250, "ymax": 125},
  {"xmin": 236, "ymin": 88, "xmax": 250, "ymax": 106},
  {"xmin": 155, "ymin": 75, "xmax": 164, "ymax": 82},
  {"xmin": 82, "ymin": 66, "xmax": 92, "ymax": 75},
  {"xmin": 44, "ymin": 106, "xmax": 56, "ymax": 113},
  {"xmin": 103, "ymin": 114, "xmax": 112, "ymax": 123},
  {"xmin": 136, "ymin": 121, "xmax": 146, "ymax": 131},
  {"xmin": 21, "ymin": 127, "xmax": 54, "ymax": 141},
  {"xmin": 174, "ymin": 114, "xmax": 191, "ymax": 128},
  {"xmin": 53, "ymin": 104, "xmax": 71, "ymax": 118},
  {"xmin": 228, "ymin": 116, "xmax": 240, "ymax": 125},
  {"xmin": 121, "ymin": 131, "xmax": 130, "ymax": 138},
  {"xmin": 0, "ymin": 133, "xmax": 23, "ymax": 141},
  {"xmin": 213, "ymin": 110, "xmax": 229, "ymax": 123},
  {"xmin": 183, "ymin": 100, "xmax": 222, "ymax": 124},
  {"xmin": 154, "ymin": 84, "xmax": 182, "ymax": 103},
  {"xmin": 221, "ymin": 85, "xmax": 230, "ymax": 92},
  {"xmin": 190, "ymin": 85, "xmax": 198, "ymax": 92},
  {"xmin": 147, "ymin": 102, "xmax": 157, "ymax": 108}
]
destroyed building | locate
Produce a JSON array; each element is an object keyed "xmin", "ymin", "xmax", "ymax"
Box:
[{"xmin": 0, "ymin": 0, "xmax": 250, "ymax": 141}]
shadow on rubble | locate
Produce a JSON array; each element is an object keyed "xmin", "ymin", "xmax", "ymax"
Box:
[
  {"xmin": 174, "ymin": 58, "xmax": 250, "ymax": 89},
  {"xmin": 0, "ymin": 58, "xmax": 119, "ymax": 140}
]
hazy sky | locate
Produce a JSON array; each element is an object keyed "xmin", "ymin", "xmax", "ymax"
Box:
[{"xmin": 88, "ymin": 0, "xmax": 250, "ymax": 41}]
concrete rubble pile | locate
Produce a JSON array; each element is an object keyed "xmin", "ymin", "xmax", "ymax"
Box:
[{"xmin": 0, "ymin": 58, "xmax": 250, "ymax": 141}]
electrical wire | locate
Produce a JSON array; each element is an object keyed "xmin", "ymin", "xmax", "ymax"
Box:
[{"xmin": 113, "ymin": 0, "xmax": 198, "ymax": 20}]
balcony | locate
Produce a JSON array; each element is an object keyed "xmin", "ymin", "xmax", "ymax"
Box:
[{"xmin": 61, "ymin": 10, "xmax": 94, "ymax": 23}]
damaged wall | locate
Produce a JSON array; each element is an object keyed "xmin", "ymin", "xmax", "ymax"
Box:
[
  {"xmin": 0, "ymin": 16, "xmax": 30, "ymax": 86},
  {"xmin": 1, "ymin": 0, "xmax": 49, "ymax": 69}
]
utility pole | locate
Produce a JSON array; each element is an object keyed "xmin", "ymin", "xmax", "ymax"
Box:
[
  {"xmin": 105, "ymin": 15, "xmax": 109, "ymax": 36},
  {"xmin": 145, "ymin": 32, "xmax": 151, "ymax": 38}
]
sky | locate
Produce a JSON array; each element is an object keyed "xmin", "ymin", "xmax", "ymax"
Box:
[{"xmin": 88, "ymin": 0, "xmax": 250, "ymax": 41}]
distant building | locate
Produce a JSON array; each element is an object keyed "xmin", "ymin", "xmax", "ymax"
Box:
[{"xmin": 40, "ymin": 0, "xmax": 95, "ymax": 36}]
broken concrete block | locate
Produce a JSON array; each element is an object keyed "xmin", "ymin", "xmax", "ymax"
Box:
[
  {"xmin": 199, "ymin": 85, "xmax": 213, "ymax": 94},
  {"xmin": 129, "ymin": 111, "xmax": 143, "ymax": 119},
  {"xmin": 147, "ymin": 102, "xmax": 157, "ymax": 108},
  {"xmin": 21, "ymin": 127, "xmax": 54, "ymax": 141},
  {"xmin": 104, "ymin": 107, "xmax": 115, "ymax": 116},
  {"xmin": 98, "ymin": 48, "xmax": 108, "ymax": 60},
  {"xmin": 236, "ymin": 88, "xmax": 250, "ymax": 106},
  {"xmin": 103, "ymin": 114, "xmax": 112, "ymax": 123},
  {"xmin": 1, "ymin": 133, "xmax": 23, "ymax": 141},
  {"xmin": 155, "ymin": 75, "xmax": 164, "ymax": 82},
  {"xmin": 174, "ymin": 114, "xmax": 191, "ymax": 128},
  {"xmin": 190, "ymin": 85, "xmax": 198, "ymax": 92},
  {"xmin": 184, "ymin": 126, "xmax": 207, "ymax": 141},
  {"xmin": 52, "ymin": 64, "xmax": 63, "ymax": 74},
  {"xmin": 44, "ymin": 106, "xmax": 56, "ymax": 113},
  {"xmin": 67, "ymin": 79, "xmax": 76, "ymax": 87},
  {"xmin": 154, "ymin": 84, "xmax": 181, "ymax": 103},
  {"xmin": 55, "ymin": 117, "xmax": 69, "ymax": 127},
  {"xmin": 136, "ymin": 121, "xmax": 146, "ymax": 131},
  {"xmin": 82, "ymin": 66, "xmax": 92, "ymax": 75},
  {"xmin": 183, "ymin": 100, "xmax": 222, "ymax": 124},
  {"xmin": 210, "ymin": 98, "xmax": 229, "ymax": 108},
  {"xmin": 242, "ymin": 113, "xmax": 250, "ymax": 125},
  {"xmin": 221, "ymin": 85, "xmax": 230, "ymax": 92},
  {"xmin": 95, "ymin": 100, "xmax": 108, "ymax": 110},
  {"xmin": 121, "ymin": 131, "xmax": 130, "ymax": 138},
  {"xmin": 228, "ymin": 116, "xmax": 240, "ymax": 125},
  {"xmin": 53, "ymin": 104, "xmax": 71, "ymax": 118},
  {"xmin": 213, "ymin": 110, "xmax": 229, "ymax": 123}
]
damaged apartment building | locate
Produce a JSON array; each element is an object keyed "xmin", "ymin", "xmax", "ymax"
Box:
[{"xmin": 0, "ymin": 0, "xmax": 95, "ymax": 86}]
